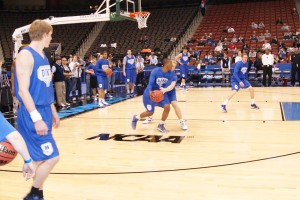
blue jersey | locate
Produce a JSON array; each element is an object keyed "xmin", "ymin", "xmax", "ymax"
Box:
[
  {"xmin": 180, "ymin": 52, "xmax": 189, "ymax": 66},
  {"xmin": 232, "ymin": 61, "xmax": 248, "ymax": 83},
  {"xmin": 95, "ymin": 59, "xmax": 109, "ymax": 77},
  {"xmin": 125, "ymin": 55, "xmax": 136, "ymax": 70},
  {"xmin": 14, "ymin": 46, "xmax": 54, "ymax": 106},
  {"xmin": 0, "ymin": 112, "xmax": 15, "ymax": 142},
  {"xmin": 146, "ymin": 67, "xmax": 177, "ymax": 91},
  {"xmin": 86, "ymin": 64, "xmax": 96, "ymax": 77}
]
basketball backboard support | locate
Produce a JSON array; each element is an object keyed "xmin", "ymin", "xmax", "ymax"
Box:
[{"xmin": 12, "ymin": 0, "xmax": 148, "ymax": 58}]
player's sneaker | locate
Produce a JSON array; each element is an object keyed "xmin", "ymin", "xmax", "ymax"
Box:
[
  {"xmin": 130, "ymin": 93, "xmax": 136, "ymax": 97},
  {"xmin": 251, "ymin": 104, "xmax": 260, "ymax": 109},
  {"xmin": 157, "ymin": 123, "xmax": 168, "ymax": 133},
  {"xmin": 131, "ymin": 115, "xmax": 139, "ymax": 130},
  {"xmin": 98, "ymin": 101, "xmax": 105, "ymax": 108},
  {"xmin": 102, "ymin": 100, "xmax": 111, "ymax": 106},
  {"xmin": 126, "ymin": 93, "xmax": 131, "ymax": 98},
  {"xmin": 221, "ymin": 104, "xmax": 227, "ymax": 113},
  {"xmin": 184, "ymin": 85, "xmax": 188, "ymax": 91},
  {"xmin": 23, "ymin": 193, "xmax": 43, "ymax": 200},
  {"xmin": 142, "ymin": 116, "xmax": 154, "ymax": 124},
  {"xmin": 180, "ymin": 120, "xmax": 188, "ymax": 130}
]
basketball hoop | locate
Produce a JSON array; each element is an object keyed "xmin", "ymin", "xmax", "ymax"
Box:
[{"xmin": 130, "ymin": 12, "xmax": 150, "ymax": 29}]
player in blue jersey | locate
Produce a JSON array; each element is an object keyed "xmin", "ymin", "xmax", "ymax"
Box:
[
  {"xmin": 0, "ymin": 112, "xmax": 35, "ymax": 180},
  {"xmin": 221, "ymin": 53, "xmax": 259, "ymax": 112},
  {"xmin": 123, "ymin": 50, "xmax": 136, "ymax": 97},
  {"xmin": 15, "ymin": 20, "xmax": 60, "ymax": 200},
  {"xmin": 143, "ymin": 60, "xmax": 188, "ymax": 130},
  {"xmin": 131, "ymin": 59, "xmax": 177, "ymax": 133},
  {"xmin": 175, "ymin": 46, "xmax": 191, "ymax": 90},
  {"xmin": 95, "ymin": 51, "xmax": 111, "ymax": 108}
]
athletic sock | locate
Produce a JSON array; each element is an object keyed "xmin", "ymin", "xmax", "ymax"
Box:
[
  {"xmin": 223, "ymin": 99, "xmax": 229, "ymax": 105},
  {"xmin": 159, "ymin": 121, "xmax": 165, "ymax": 125},
  {"xmin": 251, "ymin": 99, "xmax": 255, "ymax": 104}
]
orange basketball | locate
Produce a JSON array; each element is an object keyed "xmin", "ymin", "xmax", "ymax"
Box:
[
  {"xmin": 0, "ymin": 140, "xmax": 18, "ymax": 166},
  {"xmin": 150, "ymin": 90, "xmax": 164, "ymax": 103},
  {"xmin": 105, "ymin": 68, "xmax": 113, "ymax": 76}
]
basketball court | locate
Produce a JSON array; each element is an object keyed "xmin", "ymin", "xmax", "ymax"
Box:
[{"xmin": 1, "ymin": 87, "xmax": 300, "ymax": 199}]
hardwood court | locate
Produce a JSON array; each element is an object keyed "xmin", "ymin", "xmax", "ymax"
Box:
[{"xmin": 1, "ymin": 87, "xmax": 300, "ymax": 200}]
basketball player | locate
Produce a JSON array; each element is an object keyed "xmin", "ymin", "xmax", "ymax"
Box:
[
  {"xmin": 143, "ymin": 60, "xmax": 188, "ymax": 130},
  {"xmin": 15, "ymin": 19, "xmax": 60, "ymax": 200},
  {"xmin": 0, "ymin": 112, "xmax": 35, "ymax": 180},
  {"xmin": 95, "ymin": 51, "xmax": 111, "ymax": 107},
  {"xmin": 221, "ymin": 53, "xmax": 259, "ymax": 112},
  {"xmin": 175, "ymin": 46, "xmax": 191, "ymax": 90},
  {"xmin": 131, "ymin": 59, "xmax": 177, "ymax": 133},
  {"xmin": 123, "ymin": 50, "xmax": 136, "ymax": 97}
]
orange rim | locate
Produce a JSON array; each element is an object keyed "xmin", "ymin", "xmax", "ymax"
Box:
[{"xmin": 129, "ymin": 11, "xmax": 150, "ymax": 19}]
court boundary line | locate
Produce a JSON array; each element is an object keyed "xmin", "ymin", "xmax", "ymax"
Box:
[{"xmin": 1, "ymin": 151, "xmax": 299, "ymax": 175}]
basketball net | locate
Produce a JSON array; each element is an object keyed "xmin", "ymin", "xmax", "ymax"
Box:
[{"xmin": 130, "ymin": 12, "xmax": 150, "ymax": 29}]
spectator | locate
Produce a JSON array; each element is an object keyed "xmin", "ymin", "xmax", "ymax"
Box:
[
  {"xmin": 278, "ymin": 48, "xmax": 287, "ymax": 61},
  {"xmin": 190, "ymin": 64, "xmax": 201, "ymax": 86},
  {"xmin": 258, "ymin": 33, "xmax": 266, "ymax": 42},
  {"xmin": 249, "ymin": 49, "xmax": 257, "ymax": 58},
  {"xmin": 144, "ymin": 55, "xmax": 150, "ymax": 65},
  {"xmin": 276, "ymin": 18, "xmax": 283, "ymax": 25},
  {"xmin": 135, "ymin": 54, "xmax": 145, "ymax": 87},
  {"xmin": 220, "ymin": 52, "xmax": 231, "ymax": 82},
  {"xmin": 292, "ymin": 7, "xmax": 299, "ymax": 16},
  {"xmin": 293, "ymin": 38, "xmax": 300, "ymax": 48},
  {"xmin": 281, "ymin": 23, "xmax": 290, "ymax": 31},
  {"xmin": 250, "ymin": 34, "xmax": 258, "ymax": 42},
  {"xmin": 271, "ymin": 36, "xmax": 278, "ymax": 45},
  {"xmin": 69, "ymin": 55, "xmax": 83, "ymax": 101},
  {"xmin": 258, "ymin": 21, "xmax": 265, "ymax": 29},
  {"xmin": 251, "ymin": 22, "xmax": 258, "ymax": 29},
  {"xmin": 241, "ymin": 43, "xmax": 250, "ymax": 52},
  {"xmin": 231, "ymin": 34, "xmax": 238, "ymax": 43},
  {"xmin": 214, "ymin": 42, "xmax": 223, "ymax": 53},
  {"xmin": 205, "ymin": 52, "xmax": 216, "ymax": 65},
  {"xmin": 149, "ymin": 52, "xmax": 158, "ymax": 66},
  {"xmin": 170, "ymin": 36, "xmax": 177, "ymax": 42},
  {"xmin": 228, "ymin": 27, "xmax": 235, "ymax": 33},
  {"xmin": 228, "ymin": 42, "xmax": 236, "ymax": 51},
  {"xmin": 116, "ymin": 59, "xmax": 123, "ymax": 68},
  {"xmin": 262, "ymin": 40, "xmax": 271, "ymax": 51},
  {"xmin": 200, "ymin": 0, "xmax": 206, "ymax": 16},
  {"xmin": 279, "ymin": 40, "xmax": 286, "ymax": 50},
  {"xmin": 52, "ymin": 56, "xmax": 69, "ymax": 108},
  {"xmin": 264, "ymin": 30, "xmax": 271, "ymax": 38},
  {"xmin": 238, "ymin": 35, "xmax": 244, "ymax": 43},
  {"xmin": 254, "ymin": 53, "xmax": 263, "ymax": 72},
  {"xmin": 290, "ymin": 47, "xmax": 300, "ymax": 86},
  {"xmin": 62, "ymin": 57, "xmax": 73, "ymax": 103},
  {"xmin": 235, "ymin": 51, "xmax": 242, "ymax": 63},
  {"xmin": 108, "ymin": 53, "xmax": 115, "ymax": 95},
  {"xmin": 283, "ymin": 32, "xmax": 292, "ymax": 40},
  {"xmin": 296, "ymin": 28, "xmax": 300, "ymax": 36}
]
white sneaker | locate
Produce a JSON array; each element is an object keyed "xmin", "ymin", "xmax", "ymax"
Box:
[
  {"xmin": 98, "ymin": 101, "xmax": 105, "ymax": 108},
  {"xmin": 143, "ymin": 116, "xmax": 154, "ymax": 124},
  {"xmin": 102, "ymin": 100, "xmax": 111, "ymax": 106},
  {"xmin": 180, "ymin": 120, "xmax": 188, "ymax": 130}
]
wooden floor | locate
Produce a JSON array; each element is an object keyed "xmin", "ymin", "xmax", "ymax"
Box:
[{"xmin": 1, "ymin": 87, "xmax": 300, "ymax": 200}]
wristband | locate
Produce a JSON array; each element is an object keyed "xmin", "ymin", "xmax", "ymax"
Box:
[
  {"xmin": 24, "ymin": 158, "xmax": 32, "ymax": 164},
  {"xmin": 29, "ymin": 110, "xmax": 42, "ymax": 123}
]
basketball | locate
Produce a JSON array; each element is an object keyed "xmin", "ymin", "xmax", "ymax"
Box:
[
  {"xmin": 105, "ymin": 68, "xmax": 113, "ymax": 76},
  {"xmin": 150, "ymin": 90, "xmax": 164, "ymax": 103},
  {"xmin": 0, "ymin": 140, "xmax": 18, "ymax": 166}
]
